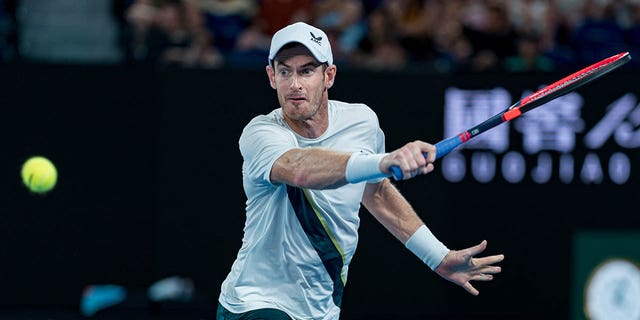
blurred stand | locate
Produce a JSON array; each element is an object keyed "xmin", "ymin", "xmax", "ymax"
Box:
[{"xmin": 77, "ymin": 276, "xmax": 207, "ymax": 319}]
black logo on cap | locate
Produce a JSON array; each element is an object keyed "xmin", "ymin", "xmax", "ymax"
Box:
[{"xmin": 310, "ymin": 32, "xmax": 322, "ymax": 45}]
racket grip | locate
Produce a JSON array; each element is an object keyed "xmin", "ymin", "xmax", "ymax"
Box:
[
  {"xmin": 390, "ymin": 165, "xmax": 404, "ymax": 181},
  {"xmin": 434, "ymin": 136, "xmax": 463, "ymax": 160},
  {"xmin": 390, "ymin": 153, "xmax": 426, "ymax": 180},
  {"xmin": 390, "ymin": 136, "xmax": 463, "ymax": 180}
]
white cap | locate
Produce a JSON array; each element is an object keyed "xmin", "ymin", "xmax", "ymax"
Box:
[{"xmin": 268, "ymin": 22, "xmax": 333, "ymax": 67}]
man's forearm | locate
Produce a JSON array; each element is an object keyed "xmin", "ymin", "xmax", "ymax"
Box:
[
  {"xmin": 270, "ymin": 148, "xmax": 351, "ymax": 189},
  {"xmin": 363, "ymin": 179, "xmax": 424, "ymax": 242}
]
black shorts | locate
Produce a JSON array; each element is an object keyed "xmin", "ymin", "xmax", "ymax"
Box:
[{"xmin": 216, "ymin": 303, "xmax": 292, "ymax": 320}]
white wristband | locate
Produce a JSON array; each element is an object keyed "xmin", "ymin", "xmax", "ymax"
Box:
[
  {"xmin": 345, "ymin": 152, "xmax": 389, "ymax": 183},
  {"xmin": 405, "ymin": 225, "xmax": 449, "ymax": 271}
]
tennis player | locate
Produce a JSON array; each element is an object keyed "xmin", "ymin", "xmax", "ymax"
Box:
[{"xmin": 217, "ymin": 22, "xmax": 504, "ymax": 320}]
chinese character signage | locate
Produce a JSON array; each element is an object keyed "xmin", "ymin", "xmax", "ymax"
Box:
[{"xmin": 441, "ymin": 87, "xmax": 639, "ymax": 185}]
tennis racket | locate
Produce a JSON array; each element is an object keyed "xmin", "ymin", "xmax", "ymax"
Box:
[{"xmin": 391, "ymin": 51, "xmax": 631, "ymax": 180}]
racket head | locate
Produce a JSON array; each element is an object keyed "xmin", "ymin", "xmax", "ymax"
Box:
[
  {"xmin": 516, "ymin": 52, "xmax": 631, "ymax": 115},
  {"xmin": 390, "ymin": 52, "xmax": 631, "ymax": 181}
]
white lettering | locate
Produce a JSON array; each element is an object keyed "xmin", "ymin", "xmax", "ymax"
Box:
[
  {"xmin": 585, "ymin": 94, "xmax": 636, "ymax": 148},
  {"xmin": 531, "ymin": 152, "xmax": 553, "ymax": 184},
  {"xmin": 440, "ymin": 88, "xmax": 637, "ymax": 185},
  {"xmin": 502, "ymin": 152, "xmax": 525, "ymax": 183},
  {"xmin": 614, "ymin": 101, "xmax": 640, "ymax": 147},
  {"xmin": 514, "ymin": 92, "xmax": 584, "ymax": 154},
  {"xmin": 559, "ymin": 154, "xmax": 574, "ymax": 184},
  {"xmin": 444, "ymin": 88, "xmax": 511, "ymax": 152},
  {"xmin": 609, "ymin": 152, "xmax": 631, "ymax": 184},
  {"xmin": 442, "ymin": 153, "xmax": 466, "ymax": 183},
  {"xmin": 471, "ymin": 152, "xmax": 495, "ymax": 183},
  {"xmin": 580, "ymin": 153, "xmax": 604, "ymax": 184}
]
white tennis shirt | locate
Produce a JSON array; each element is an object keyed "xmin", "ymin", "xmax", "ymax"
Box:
[{"xmin": 219, "ymin": 100, "xmax": 386, "ymax": 320}]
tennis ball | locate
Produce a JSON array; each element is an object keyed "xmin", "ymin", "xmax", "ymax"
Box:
[{"xmin": 21, "ymin": 156, "xmax": 58, "ymax": 194}]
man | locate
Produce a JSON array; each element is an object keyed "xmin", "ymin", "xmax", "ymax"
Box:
[{"xmin": 217, "ymin": 22, "xmax": 504, "ymax": 320}]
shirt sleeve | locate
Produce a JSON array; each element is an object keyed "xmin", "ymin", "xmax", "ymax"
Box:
[{"xmin": 239, "ymin": 116, "xmax": 298, "ymax": 185}]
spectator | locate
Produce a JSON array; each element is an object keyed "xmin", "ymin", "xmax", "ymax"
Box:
[
  {"xmin": 571, "ymin": 0, "xmax": 627, "ymax": 65},
  {"xmin": 432, "ymin": 0, "xmax": 474, "ymax": 72},
  {"xmin": 102, "ymin": 0, "xmax": 640, "ymax": 71},
  {"xmin": 125, "ymin": 0, "xmax": 159, "ymax": 62},
  {"xmin": 624, "ymin": 0, "xmax": 640, "ymax": 68},
  {"xmin": 506, "ymin": 0, "xmax": 556, "ymax": 51},
  {"xmin": 125, "ymin": 0, "xmax": 223, "ymax": 68},
  {"xmin": 196, "ymin": 0, "xmax": 256, "ymax": 54},
  {"xmin": 312, "ymin": 0, "xmax": 366, "ymax": 63},
  {"xmin": 385, "ymin": 0, "xmax": 440, "ymax": 64},
  {"xmin": 462, "ymin": 2, "xmax": 520, "ymax": 72},
  {"xmin": 542, "ymin": 4, "xmax": 576, "ymax": 69},
  {"xmin": 233, "ymin": 0, "xmax": 313, "ymax": 65},
  {"xmin": 351, "ymin": 5, "xmax": 407, "ymax": 71},
  {"xmin": 504, "ymin": 33, "xmax": 554, "ymax": 72}
]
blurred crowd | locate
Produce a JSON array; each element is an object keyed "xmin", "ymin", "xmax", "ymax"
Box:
[{"xmin": 3, "ymin": 0, "xmax": 640, "ymax": 72}]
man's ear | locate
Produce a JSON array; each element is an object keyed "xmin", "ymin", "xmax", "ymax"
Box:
[
  {"xmin": 325, "ymin": 65, "xmax": 337, "ymax": 89},
  {"xmin": 266, "ymin": 65, "xmax": 276, "ymax": 89}
]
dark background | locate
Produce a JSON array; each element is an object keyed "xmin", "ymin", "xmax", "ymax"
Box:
[{"xmin": 1, "ymin": 64, "xmax": 639, "ymax": 319}]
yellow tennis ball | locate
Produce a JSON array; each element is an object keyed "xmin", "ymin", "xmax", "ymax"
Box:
[{"xmin": 21, "ymin": 156, "xmax": 58, "ymax": 194}]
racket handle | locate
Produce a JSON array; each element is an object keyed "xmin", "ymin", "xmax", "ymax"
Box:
[
  {"xmin": 434, "ymin": 135, "xmax": 463, "ymax": 160},
  {"xmin": 390, "ymin": 136, "xmax": 463, "ymax": 180}
]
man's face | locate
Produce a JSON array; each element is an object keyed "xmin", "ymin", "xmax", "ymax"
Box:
[{"xmin": 267, "ymin": 50, "xmax": 335, "ymax": 122}]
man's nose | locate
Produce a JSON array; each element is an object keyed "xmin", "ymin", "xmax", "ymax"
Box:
[{"xmin": 289, "ymin": 73, "xmax": 302, "ymax": 89}]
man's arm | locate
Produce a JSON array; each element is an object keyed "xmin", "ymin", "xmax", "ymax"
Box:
[
  {"xmin": 270, "ymin": 141, "xmax": 437, "ymax": 189},
  {"xmin": 270, "ymin": 148, "xmax": 351, "ymax": 189},
  {"xmin": 361, "ymin": 178, "xmax": 424, "ymax": 242},
  {"xmin": 362, "ymin": 179, "xmax": 504, "ymax": 295}
]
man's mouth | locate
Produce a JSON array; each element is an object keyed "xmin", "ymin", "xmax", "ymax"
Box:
[{"xmin": 287, "ymin": 95, "xmax": 307, "ymax": 102}]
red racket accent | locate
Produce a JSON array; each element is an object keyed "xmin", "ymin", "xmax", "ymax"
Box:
[
  {"xmin": 458, "ymin": 132, "xmax": 471, "ymax": 142},
  {"xmin": 502, "ymin": 108, "xmax": 522, "ymax": 121},
  {"xmin": 519, "ymin": 52, "xmax": 629, "ymax": 108}
]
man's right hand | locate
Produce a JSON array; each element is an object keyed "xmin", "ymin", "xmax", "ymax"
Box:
[{"xmin": 381, "ymin": 140, "xmax": 436, "ymax": 180}]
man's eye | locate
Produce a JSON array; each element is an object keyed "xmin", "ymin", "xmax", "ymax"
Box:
[{"xmin": 301, "ymin": 68, "xmax": 314, "ymax": 75}]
